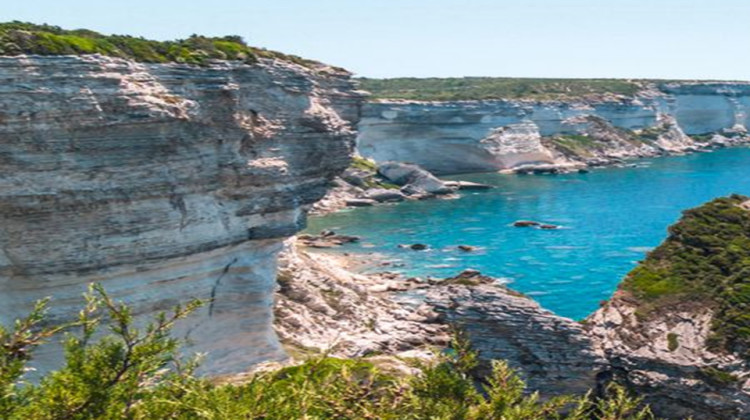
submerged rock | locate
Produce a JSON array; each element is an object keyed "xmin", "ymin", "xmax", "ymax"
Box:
[
  {"xmin": 513, "ymin": 220, "xmax": 540, "ymax": 227},
  {"xmin": 444, "ymin": 180, "xmax": 494, "ymax": 190}
]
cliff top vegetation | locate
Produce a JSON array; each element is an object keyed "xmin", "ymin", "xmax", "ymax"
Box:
[
  {"xmin": 622, "ymin": 195, "xmax": 750, "ymax": 358},
  {"xmin": 0, "ymin": 21, "xmax": 327, "ymax": 69},
  {"xmin": 357, "ymin": 76, "xmax": 647, "ymax": 101}
]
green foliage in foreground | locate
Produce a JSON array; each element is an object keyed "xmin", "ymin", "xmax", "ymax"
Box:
[
  {"xmin": 357, "ymin": 77, "xmax": 647, "ymax": 101},
  {"xmin": 622, "ymin": 195, "xmax": 750, "ymax": 357},
  {"xmin": 0, "ymin": 286, "xmax": 658, "ymax": 419},
  {"xmin": 0, "ymin": 21, "xmax": 323, "ymax": 68}
]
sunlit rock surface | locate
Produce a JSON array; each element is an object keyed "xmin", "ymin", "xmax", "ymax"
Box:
[{"xmin": 0, "ymin": 55, "xmax": 363, "ymax": 375}]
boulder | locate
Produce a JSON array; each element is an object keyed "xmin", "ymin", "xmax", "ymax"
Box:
[
  {"xmin": 443, "ymin": 181, "xmax": 493, "ymax": 191},
  {"xmin": 345, "ymin": 198, "xmax": 376, "ymax": 207},
  {"xmin": 539, "ymin": 224, "xmax": 559, "ymax": 230},
  {"xmin": 457, "ymin": 245, "xmax": 477, "ymax": 252},
  {"xmin": 377, "ymin": 162, "xmax": 452, "ymax": 194},
  {"xmin": 366, "ymin": 189, "xmax": 406, "ymax": 202},
  {"xmin": 341, "ymin": 168, "xmax": 371, "ymax": 187},
  {"xmin": 399, "ymin": 243, "xmax": 428, "ymax": 251},
  {"xmin": 513, "ymin": 220, "xmax": 540, "ymax": 227}
]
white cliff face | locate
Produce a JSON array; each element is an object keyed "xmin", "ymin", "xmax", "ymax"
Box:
[
  {"xmin": 0, "ymin": 55, "xmax": 363, "ymax": 375},
  {"xmin": 357, "ymin": 82, "xmax": 750, "ymax": 175},
  {"xmin": 478, "ymin": 121, "xmax": 558, "ymax": 169}
]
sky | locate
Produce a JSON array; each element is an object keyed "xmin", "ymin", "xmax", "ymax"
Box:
[{"xmin": 2, "ymin": 0, "xmax": 748, "ymax": 80}]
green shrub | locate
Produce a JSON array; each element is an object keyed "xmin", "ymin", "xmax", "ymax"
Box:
[
  {"xmin": 698, "ymin": 367, "xmax": 739, "ymax": 387},
  {"xmin": 0, "ymin": 21, "xmax": 325, "ymax": 69},
  {"xmin": 0, "ymin": 288, "xmax": 659, "ymax": 419},
  {"xmin": 350, "ymin": 156, "xmax": 378, "ymax": 173},
  {"xmin": 357, "ymin": 77, "xmax": 650, "ymax": 101},
  {"xmin": 667, "ymin": 333, "xmax": 680, "ymax": 352}
]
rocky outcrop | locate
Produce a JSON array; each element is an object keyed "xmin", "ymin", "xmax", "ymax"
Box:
[
  {"xmin": 0, "ymin": 54, "xmax": 363, "ymax": 375},
  {"xmin": 584, "ymin": 196, "xmax": 750, "ymax": 419},
  {"xmin": 278, "ymin": 244, "xmax": 605, "ymax": 398},
  {"xmin": 426, "ymin": 283, "xmax": 605, "ymax": 396},
  {"xmin": 274, "ymin": 242, "xmax": 449, "ymax": 358},
  {"xmin": 357, "ymin": 82, "xmax": 750, "ymax": 174},
  {"xmin": 310, "ymin": 158, "xmax": 475, "ymax": 215},
  {"xmin": 588, "ymin": 295, "xmax": 750, "ymax": 420},
  {"xmin": 377, "ymin": 161, "xmax": 452, "ymax": 194}
]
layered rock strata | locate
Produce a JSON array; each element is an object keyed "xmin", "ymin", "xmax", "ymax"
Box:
[
  {"xmin": 274, "ymin": 242, "xmax": 449, "ymax": 358},
  {"xmin": 588, "ymin": 296, "xmax": 750, "ymax": 420},
  {"xmin": 0, "ymin": 54, "xmax": 363, "ymax": 374},
  {"xmin": 278, "ymin": 245, "xmax": 605, "ymax": 398},
  {"xmin": 357, "ymin": 82, "xmax": 750, "ymax": 174},
  {"xmin": 426, "ymin": 282, "xmax": 605, "ymax": 396}
]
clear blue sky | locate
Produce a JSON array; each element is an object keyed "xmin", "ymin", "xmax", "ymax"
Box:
[{"xmin": 2, "ymin": 0, "xmax": 748, "ymax": 80}]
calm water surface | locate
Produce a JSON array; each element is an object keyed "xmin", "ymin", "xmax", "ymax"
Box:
[{"xmin": 306, "ymin": 147, "xmax": 750, "ymax": 319}]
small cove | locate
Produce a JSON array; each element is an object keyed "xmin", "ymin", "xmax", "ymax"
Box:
[{"xmin": 306, "ymin": 147, "xmax": 750, "ymax": 320}]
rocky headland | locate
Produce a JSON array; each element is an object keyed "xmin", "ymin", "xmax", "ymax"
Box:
[{"xmin": 357, "ymin": 82, "xmax": 750, "ymax": 175}]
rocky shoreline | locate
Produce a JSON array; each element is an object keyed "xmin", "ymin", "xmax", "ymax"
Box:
[
  {"xmin": 312, "ymin": 139, "xmax": 750, "ymax": 218},
  {"xmin": 310, "ymin": 158, "xmax": 493, "ymax": 216},
  {"xmin": 284, "ymin": 197, "xmax": 750, "ymax": 419}
]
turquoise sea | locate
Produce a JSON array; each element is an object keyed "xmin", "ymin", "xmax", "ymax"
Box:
[{"xmin": 306, "ymin": 147, "xmax": 750, "ymax": 320}]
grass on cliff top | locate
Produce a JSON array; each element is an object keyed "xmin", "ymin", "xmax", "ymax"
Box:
[
  {"xmin": 0, "ymin": 21, "xmax": 328, "ymax": 68},
  {"xmin": 357, "ymin": 77, "xmax": 647, "ymax": 101},
  {"xmin": 0, "ymin": 285, "xmax": 658, "ymax": 419},
  {"xmin": 621, "ymin": 194, "xmax": 750, "ymax": 357}
]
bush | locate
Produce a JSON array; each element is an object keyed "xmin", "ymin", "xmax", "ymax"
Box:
[
  {"xmin": 0, "ymin": 286, "xmax": 658, "ymax": 419},
  {"xmin": 667, "ymin": 333, "xmax": 680, "ymax": 352},
  {"xmin": 357, "ymin": 77, "xmax": 648, "ymax": 101},
  {"xmin": 0, "ymin": 21, "xmax": 325, "ymax": 69}
]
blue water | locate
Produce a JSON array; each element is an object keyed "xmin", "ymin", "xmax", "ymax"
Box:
[{"xmin": 306, "ymin": 147, "xmax": 750, "ymax": 320}]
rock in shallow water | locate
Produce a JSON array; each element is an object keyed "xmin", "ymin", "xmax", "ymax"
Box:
[
  {"xmin": 366, "ymin": 188, "xmax": 406, "ymax": 202},
  {"xmin": 513, "ymin": 220, "xmax": 541, "ymax": 227}
]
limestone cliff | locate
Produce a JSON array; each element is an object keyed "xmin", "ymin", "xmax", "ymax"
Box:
[
  {"xmin": 357, "ymin": 82, "xmax": 750, "ymax": 174},
  {"xmin": 0, "ymin": 54, "xmax": 363, "ymax": 375}
]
